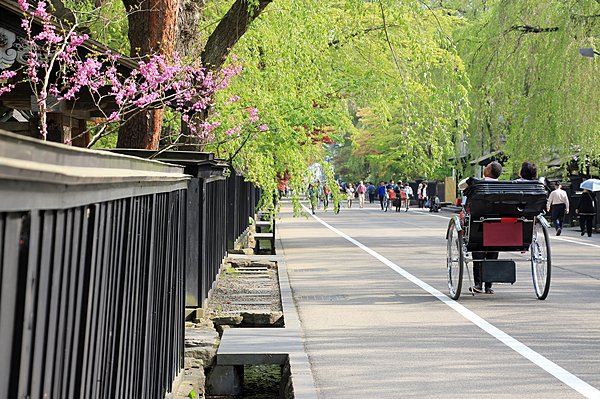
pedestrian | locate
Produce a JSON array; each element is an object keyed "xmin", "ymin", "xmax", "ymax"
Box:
[
  {"xmin": 386, "ymin": 185, "xmax": 396, "ymax": 212},
  {"xmin": 429, "ymin": 195, "xmax": 440, "ymax": 212},
  {"xmin": 421, "ymin": 182, "xmax": 428, "ymax": 208},
  {"xmin": 307, "ymin": 183, "xmax": 317, "ymax": 215},
  {"xmin": 367, "ymin": 182, "xmax": 376, "ymax": 203},
  {"xmin": 377, "ymin": 181, "xmax": 386, "ymax": 210},
  {"xmin": 576, "ymin": 188, "xmax": 596, "ymax": 237},
  {"xmin": 547, "ymin": 183, "xmax": 569, "ymax": 236},
  {"xmin": 417, "ymin": 183, "xmax": 424, "ymax": 208},
  {"xmin": 356, "ymin": 180, "xmax": 367, "ymax": 208},
  {"xmin": 316, "ymin": 180, "xmax": 324, "ymax": 207},
  {"xmin": 397, "ymin": 187, "xmax": 405, "ymax": 212},
  {"xmin": 322, "ymin": 184, "xmax": 331, "ymax": 211},
  {"xmin": 403, "ymin": 183, "xmax": 413, "ymax": 212},
  {"xmin": 393, "ymin": 181, "xmax": 402, "ymax": 212},
  {"xmin": 346, "ymin": 183, "xmax": 355, "ymax": 208},
  {"xmin": 277, "ymin": 171, "xmax": 289, "ymax": 199},
  {"xmin": 386, "ymin": 179, "xmax": 396, "ymax": 191},
  {"xmin": 470, "ymin": 161, "xmax": 503, "ymax": 295}
]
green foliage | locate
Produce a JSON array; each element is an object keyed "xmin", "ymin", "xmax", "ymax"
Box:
[
  {"xmin": 454, "ymin": 0, "xmax": 600, "ymax": 175},
  {"xmin": 327, "ymin": 1, "xmax": 471, "ymax": 182},
  {"xmin": 200, "ymin": 0, "xmax": 356, "ymax": 211},
  {"xmin": 198, "ymin": 0, "xmax": 471, "ymax": 209},
  {"xmin": 64, "ymin": 0, "xmax": 130, "ymax": 53},
  {"xmin": 91, "ymin": 131, "xmax": 118, "ymax": 149}
]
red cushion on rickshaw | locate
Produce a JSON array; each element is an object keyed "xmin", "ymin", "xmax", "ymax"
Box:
[{"xmin": 483, "ymin": 221, "xmax": 523, "ymax": 247}]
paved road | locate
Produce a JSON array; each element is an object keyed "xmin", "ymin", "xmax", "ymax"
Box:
[{"xmin": 276, "ymin": 200, "xmax": 600, "ymax": 398}]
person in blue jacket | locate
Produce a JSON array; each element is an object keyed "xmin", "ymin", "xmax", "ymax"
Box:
[{"xmin": 377, "ymin": 181, "xmax": 387, "ymax": 210}]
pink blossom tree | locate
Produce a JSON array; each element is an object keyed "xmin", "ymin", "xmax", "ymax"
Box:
[{"xmin": 0, "ymin": 0, "xmax": 267, "ymax": 148}]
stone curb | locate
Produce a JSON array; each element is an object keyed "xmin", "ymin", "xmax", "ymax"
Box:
[{"xmin": 275, "ymin": 231, "xmax": 319, "ymax": 399}]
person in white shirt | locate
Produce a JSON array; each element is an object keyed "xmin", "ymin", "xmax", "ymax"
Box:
[
  {"xmin": 547, "ymin": 183, "xmax": 569, "ymax": 236},
  {"xmin": 403, "ymin": 183, "xmax": 413, "ymax": 212}
]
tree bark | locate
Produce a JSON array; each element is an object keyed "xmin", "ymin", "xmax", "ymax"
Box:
[
  {"xmin": 117, "ymin": 0, "xmax": 178, "ymax": 149},
  {"xmin": 176, "ymin": 0, "xmax": 205, "ymax": 58},
  {"xmin": 201, "ymin": 0, "xmax": 273, "ymax": 70}
]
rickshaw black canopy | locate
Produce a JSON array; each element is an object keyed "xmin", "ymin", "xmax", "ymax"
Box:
[{"xmin": 464, "ymin": 180, "xmax": 548, "ymax": 219}]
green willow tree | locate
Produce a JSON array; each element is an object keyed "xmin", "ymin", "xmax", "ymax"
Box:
[
  {"xmin": 200, "ymin": 0, "xmax": 355, "ymax": 207},
  {"xmin": 200, "ymin": 0, "xmax": 471, "ymax": 201},
  {"xmin": 453, "ymin": 0, "xmax": 600, "ymax": 176},
  {"xmin": 322, "ymin": 1, "xmax": 471, "ymax": 182}
]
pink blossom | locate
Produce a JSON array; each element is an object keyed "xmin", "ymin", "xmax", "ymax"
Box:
[
  {"xmin": 35, "ymin": 23, "xmax": 63, "ymax": 44},
  {"xmin": 33, "ymin": 1, "xmax": 50, "ymax": 20},
  {"xmin": 9, "ymin": 3, "xmax": 261, "ymax": 145},
  {"xmin": 259, "ymin": 124, "xmax": 268, "ymax": 131},
  {"xmin": 0, "ymin": 85, "xmax": 15, "ymax": 96},
  {"xmin": 225, "ymin": 95, "xmax": 240, "ymax": 105},
  {"xmin": 0, "ymin": 70, "xmax": 17, "ymax": 81},
  {"xmin": 106, "ymin": 112, "xmax": 120, "ymax": 123},
  {"xmin": 17, "ymin": 0, "xmax": 29, "ymax": 11},
  {"xmin": 224, "ymin": 126, "xmax": 241, "ymax": 136},
  {"xmin": 246, "ymin": 107, "xmax": 259, "ymax": 123},
  {"xmin": 199, "ymin": 121, "xmax": 222, "ymax": 137}
]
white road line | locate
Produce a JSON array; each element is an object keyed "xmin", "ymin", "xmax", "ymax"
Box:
[
  {"xmin": 552, "ymin": 236, "xmax": 600, "ymax": 249},
  {"xmin": 302, "ymin": 204, "xmax": 600, "ymax": 398}
]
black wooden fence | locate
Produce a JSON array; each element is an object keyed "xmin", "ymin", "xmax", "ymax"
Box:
[
  {"xmin": 105, "ymin": 150, "xmax": 258, "ymax": 309},
  {"xmin": 0, "ymin": 131, "xmax": 257, "ymax": 398},
  {"xmin": 226, "ymin": 173, "xmax": 257, "ymax": 251}
]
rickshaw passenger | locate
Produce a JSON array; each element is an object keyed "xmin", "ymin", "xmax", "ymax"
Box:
[
  {"xmin": 517, "ymin": 161, "xmax": 537, "ymax": 181},
  {"xmin": 469, "ymin": 161, "xmax": 502, "ymax": 294}
]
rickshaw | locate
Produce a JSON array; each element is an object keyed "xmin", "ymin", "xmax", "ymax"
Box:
[{"xmin": 446, "ymin": 180, "xmax": 552, "ymax": 300}]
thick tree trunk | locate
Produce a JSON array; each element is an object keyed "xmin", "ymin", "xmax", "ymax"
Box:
[
  {"xmin": 201, "ymin": 0, "xmax": 272, "ymax": 70},
  {"xmin": 117, "ymin": 0, "xmax": 178, "ymax": 149},
  {"xmin": 176, "ymin": 0, "xmax": 205, "ymax": 58}
]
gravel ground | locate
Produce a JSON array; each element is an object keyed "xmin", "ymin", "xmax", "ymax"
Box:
[{"xmin": 205, "ymin": 258, "xmax": 283, "ymax": 323}]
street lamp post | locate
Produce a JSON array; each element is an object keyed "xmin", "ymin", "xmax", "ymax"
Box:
[{"xmin": 579, "ymin": 48, "xmax": 600, "ymax": 58}]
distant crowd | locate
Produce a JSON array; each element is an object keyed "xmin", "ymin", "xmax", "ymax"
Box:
[
  {"xmin": 305, "ymin": 179, "xmax": 440, "ymax": 215},
  {"xmin": 298, "ymin": 160, "xmax": 596, "ymax": 239}
]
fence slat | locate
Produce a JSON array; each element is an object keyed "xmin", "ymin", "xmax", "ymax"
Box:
[
  {"xmin": 0, "ymin": 214, "xmax": 21, "ymax": 398},
  {"xmin": 42, "ymin": 210, "xmax": 67, "ymax": 397}
]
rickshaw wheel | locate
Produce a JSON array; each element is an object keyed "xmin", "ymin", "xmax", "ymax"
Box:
[
  {"xmin": 531, "ymin": 220, "xmax": 552, "ymax": 300},
  {"xmin": 447, "ymin": 218, "xmax": 464, "ymax": 300}
]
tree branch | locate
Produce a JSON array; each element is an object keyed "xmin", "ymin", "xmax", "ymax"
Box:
[
  {"xmin": 377, "ymin": 0, "xmax": 402, "ymax": 75},
  {"xmin": 328, "ymin": 25, "xmax": 399, "ymax": 47},
  {"xmin": 228, "ymin": 129, "xmax": 254, "ymax": 164},
  {"xmin": 201, "ymin": 0, "xmax": 273, "ymax": 70},
  {"xmin": 508, "ymin": 25, "xmax": 559, "ymax": 34}
]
